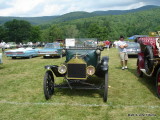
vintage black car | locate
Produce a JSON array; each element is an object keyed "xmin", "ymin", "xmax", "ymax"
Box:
[{"xmin": 43, "ymin": 38, "xmax": 109, "ymax": 102}]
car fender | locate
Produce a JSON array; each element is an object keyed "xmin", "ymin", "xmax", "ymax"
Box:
[
  {"xmin": 137, "ymin": 52, "xmax": 144, "ymax": 69},
  {"xmin": 44, "ymin": 65, "xmax": 64, "ymax": 77},
  {"xmin": 95, "ymin": 56, "xmax": 109, "ymax": 77},
  {"xmin": 101, "ymin": 56, "xmax": 109, "ymax": 71}
]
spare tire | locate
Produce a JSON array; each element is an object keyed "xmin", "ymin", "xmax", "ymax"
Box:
[{"xmin": 144, "ymin": 46, "xmax": 154, "ymax": 74}]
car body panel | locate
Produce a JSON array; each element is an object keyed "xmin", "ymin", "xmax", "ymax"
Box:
[
  {"xmin": 126, "ymin": 42, "xmax": 140, "ymax": 55},
  {"xmin": 38, "ymin": 42, "xmax": 63, "ymax": 57},
  {"xmin": 66, "ymin": 49, "xmax": 99, "ymax": 67},
  {"xmin": 5, "ymin": 47, "xmax": 39, "ymax": 58}
]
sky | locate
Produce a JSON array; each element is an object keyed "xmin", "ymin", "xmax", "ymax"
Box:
[{"xmin": 0, "ymin": 0, "xmax": 159, "ymax": 17}]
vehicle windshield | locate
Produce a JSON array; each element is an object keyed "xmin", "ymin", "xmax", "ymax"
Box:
[
  {"xmin": 127, "ymin": 42, "xmax": 140, "ymax": 48},
  {"xmin": 44, "ymin": 43, "xmax": 60, "ymax": 49},
  {"xmin": 65, "ymin": 38, "xmax": 97, "ymax": 48}
]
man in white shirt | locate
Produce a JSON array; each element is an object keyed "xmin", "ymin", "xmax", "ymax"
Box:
[{"xmin": 117, "ymin": 36, "xmax": 128, "ymax": 70}]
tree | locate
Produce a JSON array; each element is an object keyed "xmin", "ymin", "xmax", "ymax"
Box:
[
  {"xmin": 30, "ymin": 26, "xmax": 41, "ymax": 42},
  {"xmin": 63, "ymin": 25, "xmax": 79, "ymax": 38},
  {"xmin": 44, "ymin": 25, "xmax": 63, "ymax": 42},
  {"xmin": 87, "ymin": 23, "xmax": 109, "ymax": 40},
  {"xmin": 0, "ymin": 26, "xmax": 6, "ymax": 41},
  {"xmin": 4, "ymin": 19, "xmax": 32, "ymax": 43}
]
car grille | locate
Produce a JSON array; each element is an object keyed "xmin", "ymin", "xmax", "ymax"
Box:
[{"xmin": 67, "ymin": 64, "xmax": 86, "ymax": 79}]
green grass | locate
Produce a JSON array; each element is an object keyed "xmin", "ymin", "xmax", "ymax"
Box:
[{"xmin": 0, "ymin": 48, "xmax": 160, "ymax": 120}]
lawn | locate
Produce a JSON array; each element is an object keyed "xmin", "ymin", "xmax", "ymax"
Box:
[{"xmin": 0, "ymin": 48, "xmax": 160, "ymax": 120}]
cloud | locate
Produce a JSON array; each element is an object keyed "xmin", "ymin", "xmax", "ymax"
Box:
[{"xmin": 0, "ymin": 0, "xmax": 159, "ymax": 17}]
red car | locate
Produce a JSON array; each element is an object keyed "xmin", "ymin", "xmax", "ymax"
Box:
[{"xmin": 136, "ymin": 36, "xmax": 160, "ymax": 98}]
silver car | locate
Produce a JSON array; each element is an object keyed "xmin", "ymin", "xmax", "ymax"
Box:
[{"xmin": 126, "ymin": 42, "xmax": 140, "ymax": 56}]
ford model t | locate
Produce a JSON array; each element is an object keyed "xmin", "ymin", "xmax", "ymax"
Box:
[
  {"xmin": 43, "ymin": 38, "xmax": 109, "ymax": 102},
  {"xmin": 136, "ymin": 32, "xmax": 160, "ymax": 98}
]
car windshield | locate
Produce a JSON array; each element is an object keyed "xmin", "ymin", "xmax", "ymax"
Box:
[
  {"xmin": 44, "ymin": 43, "xmax": 60, "ymax": 49},
  {"xmin": 65, "ymin": 38, "xmax": 97, "ymax": 48},
  {"xmin": 127, "ymin": 42, "xmax": 140, "ymax": 48}
]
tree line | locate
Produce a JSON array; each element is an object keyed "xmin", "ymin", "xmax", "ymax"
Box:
[{"xmin": 0, "ymin": 8, "xmax": 160, "ymax": 43}]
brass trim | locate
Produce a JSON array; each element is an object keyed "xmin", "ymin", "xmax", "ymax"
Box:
[
  {"xmin": 66, "ymin": 63, "xmax": 87, "ymax": 80},
  {"xmin": 66, "ymin": 57, "xmax": 87, "ymax": 80},
  {"xmin": 86, "ymin": 65, "xmax": 95, "ymax": 76},
  {"xmin": 58, "ymin": 65, "xmax": 67, "ymax": 74}
]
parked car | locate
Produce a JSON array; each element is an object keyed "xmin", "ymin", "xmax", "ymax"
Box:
[
  {"xmin": 136, "ymin": 36, "xmax": 160, "ymax": 98},
  {"xmin": 43, "ymin": 38, "xmax": 109, "ymax": 102},
  {"xmin": 7, "ymin": 42, "xmax": 17, "ymax": 49},
  {"xmin": 126, "ymin": 42, "xmax": 140, "ymax": 56},
  {"xmin": 5, "ymin": 47, "xmax": 40, "ymax": 59},
  {"xmin": 38, "ymin": 42, "xmax": 64, "ymax": 58}
]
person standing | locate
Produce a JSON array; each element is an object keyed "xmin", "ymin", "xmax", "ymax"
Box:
[
  {"xmin": 1, "ymin": 40, "xmax": 6, "ymax": 54},
  {"xmin": 117, "ymin": 36, "xmax": 128, "ymax": 70},
  {"xmin": 105, "ymin": 40, "xmax": 110, "ymax": 50}
]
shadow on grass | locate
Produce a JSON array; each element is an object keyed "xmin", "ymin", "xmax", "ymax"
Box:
[
  {"xmin": 0, "ymin": 64, "xmax": 5, "ymax": 69},
  {"xmin": 127, "ymin": 68, "xmax": 157, "ymax": 98},
  {"xmin": 40, "ymin": 56, "xmax": 63, "ymax": 59},
  {"xmin": 54, "ymin": 76, "xmax": 105, "ymax": 99},
  {"xmin": 128, "ymin": 55, "xmax": 138, "ymax": 58}
]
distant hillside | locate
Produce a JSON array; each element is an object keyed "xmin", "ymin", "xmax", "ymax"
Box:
[
  {"xmin": 0, "ymin": 16, "xmax": 58, "ymax": 25},
  {"xmin": 0, "ymin": 5, "xmax": 159, "ymax": 25},
  {"xmin": 92, "ymin": 5, "xmax": 159, "ymax": 15},
  {"xmin": 50, "ymin": 11, "xmax": 96, "ymax": 23},
  {"xmin": 48, "ymin": 5, "xmax": 160, "ymax": 24}
]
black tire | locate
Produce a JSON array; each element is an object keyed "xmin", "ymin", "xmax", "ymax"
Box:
[
  {"xmin": 28, "ymin": 55, "xmax": 32, "ymax": 59},
  {"xmin": 156, "ymin": 68, "xmax": 160, "ymax": 99},
  {"xmin": 103, "ymin": 71, "xmax": 108, "ymax": 102},
  {"xmin": 144, "ymin": 46, "xmax": 154, "ymax": 74},
  {"xmin": 137, "ymin": 59, "xmax": 143, "ymax": 77},
  {"xmin": 43, "ymin": 70, "xmax": 54, "ymax": 100},
  {"xmin": 43, "ymin": 56, "xmax": 47, "ymax": 59},
  {"xmin": 59, "ymin": 54, "xmax": 62, "ymax": 58},
  {"xmin": 12, "ymin": 57, "xmax": 16, "ymax": 59}
]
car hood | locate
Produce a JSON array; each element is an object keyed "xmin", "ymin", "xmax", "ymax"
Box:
[{"xmin": 66, "ymin": 49, "xmax": 98, "ymax": 67}]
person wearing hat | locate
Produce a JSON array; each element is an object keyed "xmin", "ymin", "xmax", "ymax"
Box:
[{"xmin": 117, "ymin": 36, "xmax": 128, "ymax": 70}]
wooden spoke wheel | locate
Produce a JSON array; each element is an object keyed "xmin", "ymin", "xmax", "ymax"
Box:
[{"xmin": 43, "ymin": 70, "xmax": 54, "ymax": 100}]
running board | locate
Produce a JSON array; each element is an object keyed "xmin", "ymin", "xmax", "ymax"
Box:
[{"xmin": 140, "ymin": 69, "xmax": 152, "ymax": 77}]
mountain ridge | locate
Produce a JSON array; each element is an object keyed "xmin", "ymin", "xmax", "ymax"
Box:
[{"xmin": 0, "ymin": 5, "xmax": 159, "ymax": 25}]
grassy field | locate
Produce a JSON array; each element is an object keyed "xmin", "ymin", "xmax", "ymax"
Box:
[{"xmin": 0, "ymin": 48, "xmax": 160, "ymax": 120}]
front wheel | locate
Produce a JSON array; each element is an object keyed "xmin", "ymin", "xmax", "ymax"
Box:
[
  {"xmin": 43, "ymin": 70, "xmax": 54, "ymax": 100},
  {"xmin": 103, "ymin": 71, "xmax": 108, "ymax": 102},
  {"xmin": 156, "ymin": 68, "xmax": 160, "ymax": 99}
]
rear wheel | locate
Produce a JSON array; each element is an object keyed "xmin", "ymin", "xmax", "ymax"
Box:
[
  {"xmin": 144, "ymin": 46, "xmax": 154, "ymax": 74},
  {"xmin": 44, "ymin": 70, "xmax": 54, "ymax": 100},
  {"xmin": 103, "ymin": 71, "xmax": 108, "ymax": 102},
  {"xmin": 156, "ymin": 68, "xmax": 160, "ymax": 99}
]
